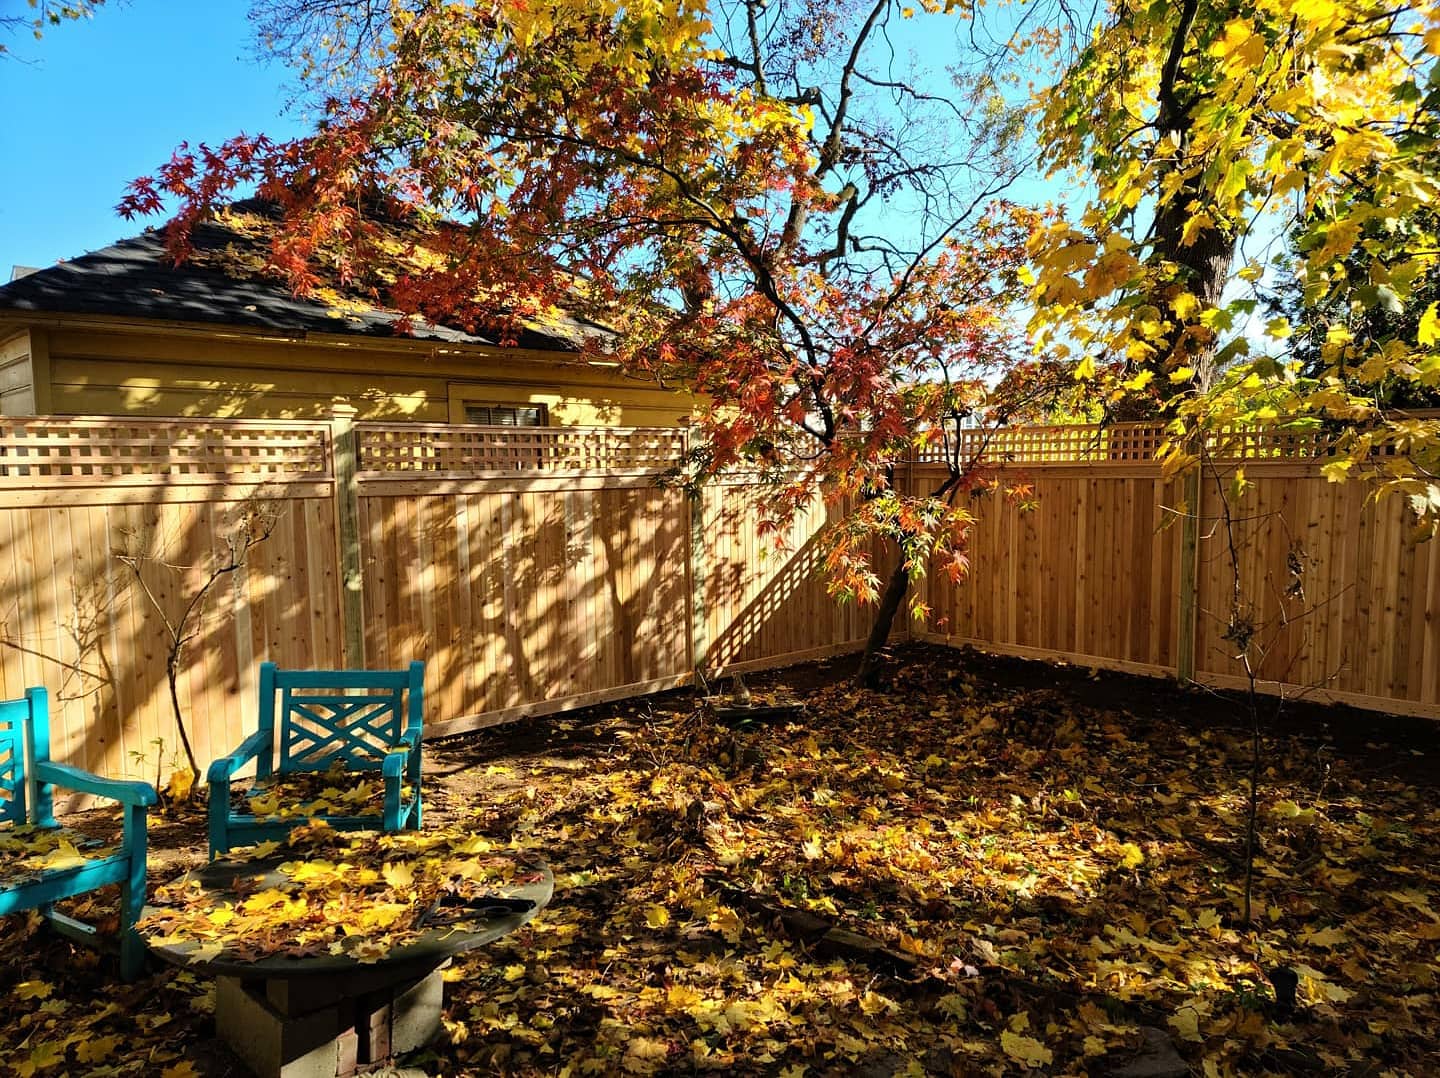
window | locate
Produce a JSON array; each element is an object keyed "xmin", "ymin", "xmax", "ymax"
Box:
[{"xmin": 463, "ymin": 403, "xmax": 548, "ymax": 427}]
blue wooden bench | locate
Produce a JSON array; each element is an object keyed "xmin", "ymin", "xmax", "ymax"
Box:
[
  {"xmin": 0, "ymin": 687, "xmax": 158, "ymax": 980},
  {"xmin": 208, "ymin": 662, "xmax": 425, "ymax": 858}
]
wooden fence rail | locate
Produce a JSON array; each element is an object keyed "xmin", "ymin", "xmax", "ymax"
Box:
[{"xmin": 0, "ymin": 414, "xmax": 1435, "ymax": 796}]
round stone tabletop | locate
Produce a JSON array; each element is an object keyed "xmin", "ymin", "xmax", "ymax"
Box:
[{"xmin": 143, "ymin": 854, "xmax": 553, "ymax": 980}]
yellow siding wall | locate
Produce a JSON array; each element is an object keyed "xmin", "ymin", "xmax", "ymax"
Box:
[
  {"xmin": 0, "ymin": 331, "xmax": 33, "ymax": 415},
  {"xmin": 37, "ymin": 326, "xmax": 693, "ymax": 426}
]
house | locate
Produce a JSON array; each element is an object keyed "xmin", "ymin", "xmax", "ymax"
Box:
[{"xmin": 0, "ymin": 202, "xmax": 692, "ymax": 426}]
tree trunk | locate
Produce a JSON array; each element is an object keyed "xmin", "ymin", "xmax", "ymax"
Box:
[
  {"xmin": 853, "ymin": 466, "xmax": 966, "ymax": 687},
  {"xmin": 167, "ymin": 652, "xmax": 201, "ymax": 781},
  {"xmin": 855, "ymin": 555, "xmax": 911, "ymax": 687},
  {"xmin": 1110, "ymin": 0, "xmax": 1237, "ymax": 418},
  {"xmin": 1149, "ymin": 196, "xmax": 1236, "ymax": 395}
]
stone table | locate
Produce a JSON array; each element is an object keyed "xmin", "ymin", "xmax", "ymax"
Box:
[{"xmin": 144, "ymin": 855, "xmax": 553, "ymax": 1078}]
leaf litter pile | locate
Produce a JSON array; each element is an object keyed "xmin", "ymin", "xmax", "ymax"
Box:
[
  {"xmin": 140, "ymin": 822, "xmax": 544, "ymax": 966},
  {"xmin": 0, "ymin": 825, "xmax": 119, "ymax": 886},
  {"xmin": 225, "ymin": 763, "xmax": 416, "ymax": 822},
  {"xmin": 2, "ymin": 646, "xmax": 1438, "ymax": 1076}
]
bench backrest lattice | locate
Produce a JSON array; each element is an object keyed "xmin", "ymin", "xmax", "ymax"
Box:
[
  {"xmin": 266, "ymin": 666, "xmax": 423, "ymax": 776},
  {"xmin": 356, "ymin": 422, "xmax": 686, "ymax": 475},
  {"xmin": 0, "ymin": 417, "xmax": 332, "ymax": 485},
  {"xmin": 281, "ymin": 694, "xmax": 403, "ymax": 771},
  {"xmin": 0, "ymin": 699, "xmax": 27, "ymax": 826}
]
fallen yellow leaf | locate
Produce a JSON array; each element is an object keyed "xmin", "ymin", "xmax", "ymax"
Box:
[{"xmin": 1000, "ymin": 1030, "xmax": 1053, "ymax": 1068}]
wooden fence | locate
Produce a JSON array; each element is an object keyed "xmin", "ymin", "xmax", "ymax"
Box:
[
  {"xmin": 349, "ymin": 425, "xmax": 874, "ymax": 736},
  {"xmin": 911, "ymin": 421, "xmax": 1440, "ymax": 719},
  {"xmin": 0, "ymin": 417, "xmax": 343, "ymax": 791},
  {"xmin": 0, "ymin": 414, "xmax": 872, "ymax": 789},
  {"xmin": 2, "ymin": 413, "xmax": 1436, "ymax": 795}
]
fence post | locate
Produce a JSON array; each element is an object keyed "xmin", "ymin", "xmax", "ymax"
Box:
[
  {"xmin": 901, "ymin": 453, "xmax": 915, "ymax": 643},
  {"xmin": 1176, "ymin": 462, "xmax": 1201, "ymax": 683},
  {"xmin": 680, "ymin": 424, "xmax": 709, "ymax": 681},
  {"xmin": 688, "ymin": 488, "xmax": 709, "ymax": 677},
  {"xmin": 331, "ymin": 405, "xmax": 366, "ymax": 670}
]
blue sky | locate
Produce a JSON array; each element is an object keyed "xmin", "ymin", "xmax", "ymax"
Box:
[
  {"xmin": 0, "ymin": 2, "xmax": 1059, "ymax": 278},
  {"xmin": 0, "ymin": 0, "xmax": 303, "ymax": 275}
]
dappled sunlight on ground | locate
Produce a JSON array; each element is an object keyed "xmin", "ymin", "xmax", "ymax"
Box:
[{"xmin": 1, "ymin": 646, "xmax": 1437, "ymax": 1075}]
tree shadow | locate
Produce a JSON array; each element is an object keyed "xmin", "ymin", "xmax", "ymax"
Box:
[
  {"xmin": 1, "ymin": 418, "xmax": 903, "ymax": 797},
  {"xmin": 0, "ymin": 420, "xmax": 342, "ymax": 799}
]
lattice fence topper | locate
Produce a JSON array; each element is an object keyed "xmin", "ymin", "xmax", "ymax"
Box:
[
  {"xmin": 0, "ymin": 417, "xmax": 332, "ymax": 485},
  {"xmin": 356, "ymin": 422, "xmax": 687, "ymax": 475},
  {"xmin": 912, "ymin": 421, "xmax": 1336, "ymax": 466}
]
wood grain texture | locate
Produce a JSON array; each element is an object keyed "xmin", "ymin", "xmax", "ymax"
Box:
[
  {"xmin": 0, "ymin": 489, "xmax": 345, "ymax": 783},
  {"xmin": 354, "ymin": 479, "xmax": 695, "ymax": 725},
  {"xmin": 5, "ymin": 414, "xmax": 1436, "ymax": 796},
  {"xmin": 908, "ymin": 456, "xmax": 1440, "ymax": 719}
]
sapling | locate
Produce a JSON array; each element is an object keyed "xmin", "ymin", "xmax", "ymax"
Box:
[{"xmin": 116, "ymin": 498, "xmax": 280, "ymax": 789}]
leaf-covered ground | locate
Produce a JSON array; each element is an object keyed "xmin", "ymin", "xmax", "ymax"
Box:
[{"xmin": 2, "ymin": 644, "xmax": 1438, "ymax": 1076}]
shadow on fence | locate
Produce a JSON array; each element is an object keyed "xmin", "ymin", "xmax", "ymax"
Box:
[{"xmin": 8, "ymin": 413, "xmax": 1435, "ymax": 791}]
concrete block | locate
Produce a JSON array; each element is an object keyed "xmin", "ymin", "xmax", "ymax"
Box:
[
  {"xmin": 216, "ymin": 976, "xmax": 343, "ymax": 1078},
  {"xmin": 389, "ymin": 969, "xmax": 445, "ymax": 1055}
]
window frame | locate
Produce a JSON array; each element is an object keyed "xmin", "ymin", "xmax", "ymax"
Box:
[{"xmin": 459, "ymin": 401, "xmax": 549, "ymax": 427}]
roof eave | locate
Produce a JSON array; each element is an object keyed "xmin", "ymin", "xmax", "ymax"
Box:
[{"xmin": 0, "ymin": 309, "xmax": 615, "ymax": 368}]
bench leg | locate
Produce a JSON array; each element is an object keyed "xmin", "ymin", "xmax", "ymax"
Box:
[
  {"xmin": 119, "ymin": 802, "xmax": 149, "ymax": 980},
  {"xmin": 119, "ymin": 915, "xmax": 146, "ymax": 980},
  {"xmin": 209, "ymin": 779, "xmax": 232, "ymax": 859}
]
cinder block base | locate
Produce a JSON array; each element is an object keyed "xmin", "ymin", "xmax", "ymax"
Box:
[
  {"xmin": 215, "ymin": 967, "xmax": 446, "ymax": 1078},
  {"xmin": 216, "ymin": 977, "xmax": 348, "ymax": 1078},
  {"xmin": 386, "ymin": 969, "xmax": 445, "ymax": 1055}
]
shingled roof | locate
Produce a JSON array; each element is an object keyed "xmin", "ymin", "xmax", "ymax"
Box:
[{"xmin": 0, "ymin": 202, "xmax": 614, "ymax": 353}]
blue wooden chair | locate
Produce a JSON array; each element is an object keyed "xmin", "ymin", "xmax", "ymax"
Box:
[
  {"xmin": 207, "ymin": 662, "xmax": 425, "ymax": 858},
  {"xmin": 0, "ymin": 688, "xmax": 158, "ymax": 980}
]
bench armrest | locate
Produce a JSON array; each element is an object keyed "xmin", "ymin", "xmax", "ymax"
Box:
[
  {"xmin": 34, "ymin": 761, "xmax": 158, "ymax": 807},
  {"xmin": 208, "ymin": 728, "xmax": 273, "ymax": 784},
  {"xmin": 382, "ymin": 742, "xmax": 411, "ymax": 780},
  {"xmin": 399, "ymin": 721, "xmax": 422, "ymax": 753}
]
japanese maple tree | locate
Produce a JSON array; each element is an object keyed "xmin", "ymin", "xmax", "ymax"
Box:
[{"xmin": 120, "ymin": 0, "xmax": 1054, "ymax": 680}]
